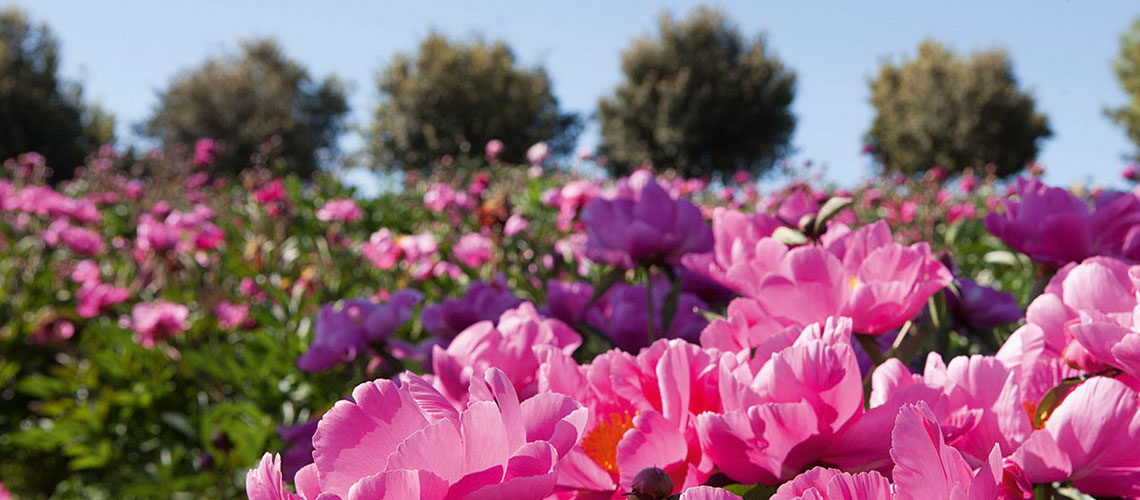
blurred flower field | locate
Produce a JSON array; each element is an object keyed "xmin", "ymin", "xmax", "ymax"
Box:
[{"xmin": 1, "ymin": 142, "xmax": 1137, "ymax": 499}]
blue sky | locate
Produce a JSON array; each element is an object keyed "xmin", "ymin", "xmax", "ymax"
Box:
[{"xmin": 6, "ymin": 0, "xmax": 1140, "ymax": 191}]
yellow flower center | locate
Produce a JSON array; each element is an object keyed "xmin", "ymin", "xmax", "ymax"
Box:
[{"xmin": 581, "ymin": 411, "xmax": 637, "ymax": 476}]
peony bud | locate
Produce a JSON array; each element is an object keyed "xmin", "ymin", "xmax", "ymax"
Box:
[{"xmin": 627, "ymin": 467, "xmax": 673, "ymax": 500}]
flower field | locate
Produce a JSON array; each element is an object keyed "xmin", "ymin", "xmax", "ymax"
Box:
[{"xmin": 1, "ymin": 145, "xmax": 1137, "ymax": 499}]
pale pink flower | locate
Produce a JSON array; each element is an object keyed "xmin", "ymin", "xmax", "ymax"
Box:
[{"xmin": 316, "ymin": 198, "xmax": 362, "ymax": 223}]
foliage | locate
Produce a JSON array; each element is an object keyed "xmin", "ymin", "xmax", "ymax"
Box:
[
  {"xmin": 866, "ymin": 40, "xmax": 1052, "ymax": 178},
  {"xmin": 597, "ymin": 6, "xmax": 796, "ymax": 178},
  {"xmin": 1108, "ymin": 15, "xmax": 1140, "ymax": 161},
  {"xmin": 367, "ymin": 33, "xmax": 581, "ymax": 171},
  {"xmin": 143, "ymin": 39, "xmax": 349, "ymax": 178},
  {"xmin": 0, "ymin": 8, "xmax": 114, "ymax": 182}
]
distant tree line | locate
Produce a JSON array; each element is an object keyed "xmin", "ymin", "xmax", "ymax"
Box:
[{"xmin": 6, "ymin": 5, "xmax": 1140, "ymax": 181}]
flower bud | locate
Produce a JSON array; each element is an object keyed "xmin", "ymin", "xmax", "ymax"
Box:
[{"xmin": 627, "ymin": 467, "xmax": 673, "ymax": 500}]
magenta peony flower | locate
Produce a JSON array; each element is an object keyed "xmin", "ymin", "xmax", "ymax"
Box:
[
  {"xmin": 246, "ymin": 368, "xmax": 587, "ymax": 500},
  {"xmin": 421, "ymin": 278, "xmax": 522, "ymax": 341},
  {"xmin": 984, "ymin": 177, "xmax": 1140, "ymax": 266},
  {"xmin": 193, "ymin": 138, "xmax": 218, "ymax": 167},
  {"xmin": 130, "ymin": 300, "xmax": 190, "ymax": 347},
  {"xmin": 297, "ymin": 290, "xmax": 423, "ymax": 372},
  {"xmin": 581, "ymin": 173, "xmax": 712, "ymax": 268},
  {"xmin": 432, "ymin": 302, "xmax": 581, "ymax": 407},
  {"xmin": 316, "ymin": 198, "xmax": 362, "ymax": 223},
  {"xmin": 453, "ymin": 232, "xmax": 492, "ymax": 268},
  {"xmin": 584, "ymin": 280, "xmax": 709, "ymax": 352},
  {"xmin": 946, "ymin": 278, "xmax": 1023, "ymax": 330},
  {"xmin": 254, "ymin": 179, "xmax": 287, "ymax": 204}
]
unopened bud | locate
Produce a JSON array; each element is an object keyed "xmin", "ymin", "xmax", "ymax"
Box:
[{"xmin": 626, "ymin": 467, "xmax": 673, "ymax": 500}]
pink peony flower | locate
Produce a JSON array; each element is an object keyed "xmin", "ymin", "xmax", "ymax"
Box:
[
  {"xmin": 423, "ymin": 183, "xmax": 455, "ymax": 212},
  {"xmin": 70, "ymin": 259, "xmax": 101, "ymax": 287},
  {"xmin": 453, "ymin": 232, "xmax": 493, "ymax": 268},
  {"xmin": 214, "ymin": 301, "xmax": 252, "ymax": 330},
  {"xmin": 254, "ymin": 180, "xmax": 287, "ymax": 204},
  {"xmin": 485, "ymin": 139, "xmax": 505, "ymax": 161},
  {"xmin": 527, "ymin": 141, "xmax": 550, "ymax": 166},
  {"xmin": 130, "ymin": 300, "xmax": 190, "ymax": 347},
  {"xmin": 77, "ymin": 283, "xmax": 130, "ymax": 318},
  {"xmin": 538, "ymin": 339, "xmax": 722, "ymax": 497},
  {"xmin": 316, "ymin": 198, "xmax": 363, "ymax": 223},
  {"xmin": 432, "ymin": 302, "xmax": 581, "ymax": 407},
  {"xmin": 681, "ymin": 207, "xmax": 781, "ymax": 288},
  {"xmin": 1010, "ymin": 376, "xmax": 1140, "ymax": 498},
  {"xmin": 361, "ymin": 228, "xmax": 401, "ymax": 270},
  {"xmin": 246, "ymin": 368, "xmax": 588, "ymax": 500},
  {"xmin": 193, "ymin": 138, "xmax": 218, "ymax": 167},
  {"xmin": 504, "ymin": 214, "xmax": 529, "ymax": 236}
]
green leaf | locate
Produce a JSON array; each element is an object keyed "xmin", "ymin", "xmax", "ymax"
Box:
[
  {"xmin": 813, "ymin": 196, "xmax": 853, "ymax": 234},
  {"xmin": 772, "ymin": 226, "xmax": 808, "ymax": 246}
]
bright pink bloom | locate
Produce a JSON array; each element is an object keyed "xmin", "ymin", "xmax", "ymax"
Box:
[
  {"xmin": 681, "ymin": 207, "xmax": 781, "ymax": 289},
  {"xmin": 454, "ymin": 232, "xmax": 493, "ymax": 268},
  {"xmin": 504, "ymin": 214, "xmax": 529, "ymax": 236},
  {"xmin": 680, "ymin": 486, "xmax": 744, "ymax": 500},
  {"xmin": 30, "ymin": 319, "xmax": 75, "ymax": 346},
  {"xmin": 423, "ymin": 183, "xmax": 456, "ymax": 212},
  {"xmin": 316, "ymin": 198, "xmax": 363, "ymax": 223},
  {"xmin": 432, "ymin": 303, "xmax": 581, "ymax": 407},
  {"xmin": 361, "ymin": 228, "xmax": 401, "ymax": 270},
  {"xmin": 215, "ymin": 301, "xmax": 252, "ymax": 330},
  {"xmin": 70, "ymin": 259, "xmax": 100, "ymax": 286},
  {"xmin": 77, "ymin": 282, "xmax": 129, "ymax": 318},
  {"xmin": 124, "ymin": 179, "xmax": 146, "ymax": 200},
  {"xmin": 131, "ymin": 300, "xmax": 190, "ymax": 347},
  {"xmin": 697, "ymin": 318, "xmax": 867, "ymax": 485},
  {"xmin": 776, "ymin": 188, "xmax": 818, "ymax": 226},
  {"xmin": 582, "ymin": 173, "xmax": 713, "ymax": 268},
  {"xmin": 770, "ymin": 467, "xmax": 892, "ymax": 500},
  {"xmin": 194, "ymin": 138, "xmax": 219, "ymax": 167},
  {"xmin": 246, "ymin": 369, "xmax": 587, "ymax": 500},
  {"xmin": 1010, "ymin": 376, "xmax": 1140, "ymax": 498},
  {"xmin": 255, "ymin": 180, "xmax": 287, "ymax": 204},
  {"xmin": 538, "ymin": 339, "xmax": 721, "ymax": 497}
]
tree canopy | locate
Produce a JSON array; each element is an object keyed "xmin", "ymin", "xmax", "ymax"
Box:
[
  {"xmin": 866, "ymin": 40, "xmax": 1051, "ymax": 178},
  {"xmin": 0, "ymin": 8, "xmax": 114, "ymax": 181},
  {"xmin": 367, "ymin": 33, "xmax": 581, "ymax": 171},
  {"xmin": 1108, "ymin": 16, "xmax": 1140, "ymax": 162},
  {"xmin": 596, "ymin": 6, "xmax": 797, "ymax": 178},
  {"xmin": 144, "ymin": 39, "xmax": 349, "ymax": 177}
]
